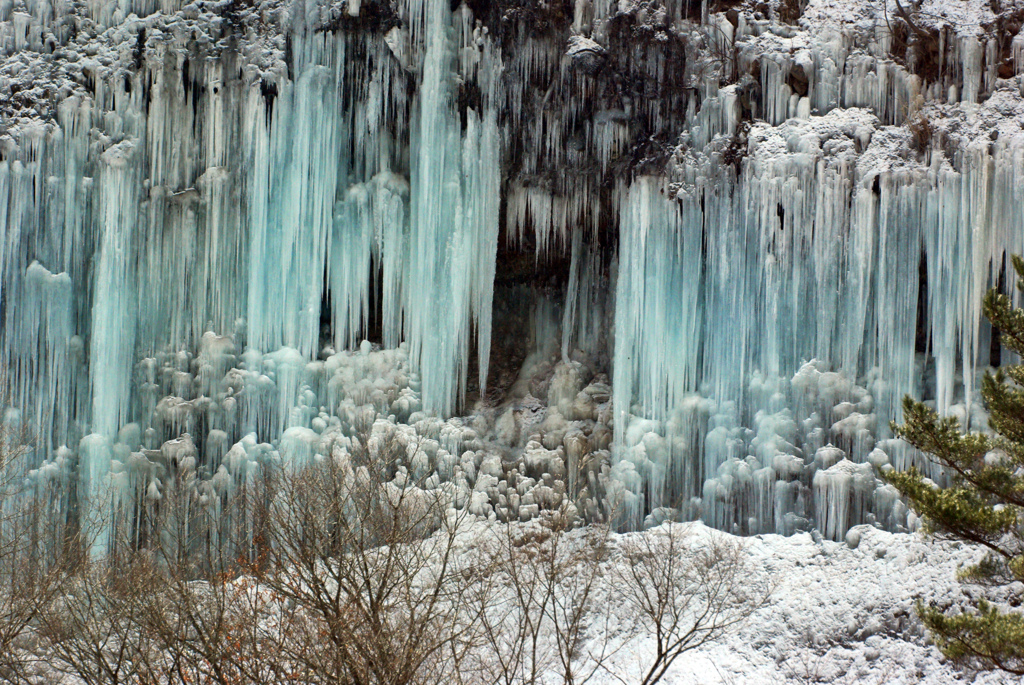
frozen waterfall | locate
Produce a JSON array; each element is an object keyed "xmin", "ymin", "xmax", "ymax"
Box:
[{"xmin": 1, "ymin": 0, "xmax": 1024, "ymax": 556}]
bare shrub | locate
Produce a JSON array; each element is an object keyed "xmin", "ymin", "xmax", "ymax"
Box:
[
  {"xmin": 685, "ymin": 22, "xmax": 738, "ymax": 86},
  {"xmin": 39, "ymin": 549, "xmax": 164, "ymax": 685},
  {"xmin": 38, "ymin": 444, "xmax": 283, "ymax": 685},
  {"xmin": 254, "ymin": 428, "xmax": 481, "ymax": 685},
  {"xmin": 138, "ymin": 459, "xmax": 288, "ymax": 685},
  {"xmin": 4, "ymin": 399, "xmax": 770, "ymax": 685},
  {"xmin": 545, "ymin": 518, "xmax": 616, "ymax": 685},
  {"xmin": 471, "ymin": 506, "xmax": 619, "ymax": 685},
  {"xmin": 908, "ymin": 112, "xmax": 933, "ymax": 153},
  {"xmin": 0, "ymin": 376, "xmax": 73, "ymax": 684},
  {"xmin": 141, "ymin": 568, "xmax": 285, "ymax": 685},
  {"xmin": 611, "ymin": 523, "xmax": 772, "ymax": 685},
  {"xmin": 780, "ymin": 643, "xmax": 908, "ymax": 684}
]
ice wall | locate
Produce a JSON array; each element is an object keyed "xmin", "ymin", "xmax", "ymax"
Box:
[
  {"xmin": 0, "ymin": 0, "xmax": 505, "ymax": 555},
  {"xmin": 614, "ymin": 101, "xmax": 1024, "ymax": 535},
  {"xmin": 2, "ymin": 0, "xmax": 1024, "ymax": 553}
]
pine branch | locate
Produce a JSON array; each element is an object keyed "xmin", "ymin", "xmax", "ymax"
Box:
[{"xmin": 887, "ymin": 254, "xmax": 1024, "ymax": 675}]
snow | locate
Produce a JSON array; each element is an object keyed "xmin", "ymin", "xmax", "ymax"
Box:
[
  {"xmin": 582, "ymin": 520, "xmax": 1018, "ymax": 682},
  {"xmin": 441, "ymin": 518, "xmax": 1018, "ymax": 684},
  {"xmin": 9, "ymin": 515, "xmax": 1018, "ymax": 684},
  {"xmin": 583, "ymin": 522, "xmax": 998, "ymax": 684}
]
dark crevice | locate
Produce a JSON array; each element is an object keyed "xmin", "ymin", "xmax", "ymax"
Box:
[
  {"xmin": 991, "ymin": 257, "xmax": 1007, "ymax": 367},
  {"xmin": 916, "ymin": 250, "xmax": 930, "ymax": 356}
]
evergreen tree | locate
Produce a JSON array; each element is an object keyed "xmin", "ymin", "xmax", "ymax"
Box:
[{"xmin": 884, "ymin": 254, "xmax": 1024, "ymax": 675}]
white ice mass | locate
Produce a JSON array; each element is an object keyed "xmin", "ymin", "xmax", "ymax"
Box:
[{"xmin": 2, "ymin": 0, "xmax": 1024, "ymax": 560}]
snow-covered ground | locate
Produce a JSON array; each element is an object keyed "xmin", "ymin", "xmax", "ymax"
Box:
[
  {"xmin": 428, "ymin": 516, "xmax": 1024, "ymax": 683},
  {"xmin": 562, "ymin": 522, "xmax": 1017, "ymax": 684},
  {"xmin": 17, "ymin": 518, "xmax": 1023, "ymax": 685}
]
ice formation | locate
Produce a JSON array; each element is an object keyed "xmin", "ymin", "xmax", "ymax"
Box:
[{"xmin": 2, "ymin": 0, "xmax": 1024, "ymax": 555}]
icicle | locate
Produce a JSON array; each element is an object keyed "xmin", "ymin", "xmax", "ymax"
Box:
[
  {"xmin": 813, "ymin": 458, "xmax": 875, "ymax": 541},
  {"xmin": 613, "ymin": 177, "xmax": 703, "ymax": 438},
  {"xmin": 405, "ymin": 1, "xmax": 500, "ymax": 415},
  {"xmin": 90, "ymin": 141, "xmax": 141, "ymax": 439},
  {"xmin": 246, "ymin": 32, "xmax": 343, "ymax": 359}
]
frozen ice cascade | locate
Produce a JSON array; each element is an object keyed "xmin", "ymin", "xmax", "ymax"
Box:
[{"xmin": 2, "ymin": 0, "xmax": 1024, "ymax": 555}]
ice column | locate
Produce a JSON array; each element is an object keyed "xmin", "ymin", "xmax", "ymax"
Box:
[
  {"xmin": 13, "ymin": 263, "xmax": 73, "ymax": 454},
  {"xmin": 90, "ymin": 141, "xmax": 141, "ymax": 438},
  {"xmin": 406, "ymin": 0, "xmax": 500, "ymax": 416},
  {"xmin": 245, "ymin": 33, "xmax": 344, "ymax": 360},
  {"xmin": 613, "ymin": 178, "xmax": 704, "ymax": 523},
  {"xmin": 80, "ymin": 140, "xmax": 142, "ymax": 557}
]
